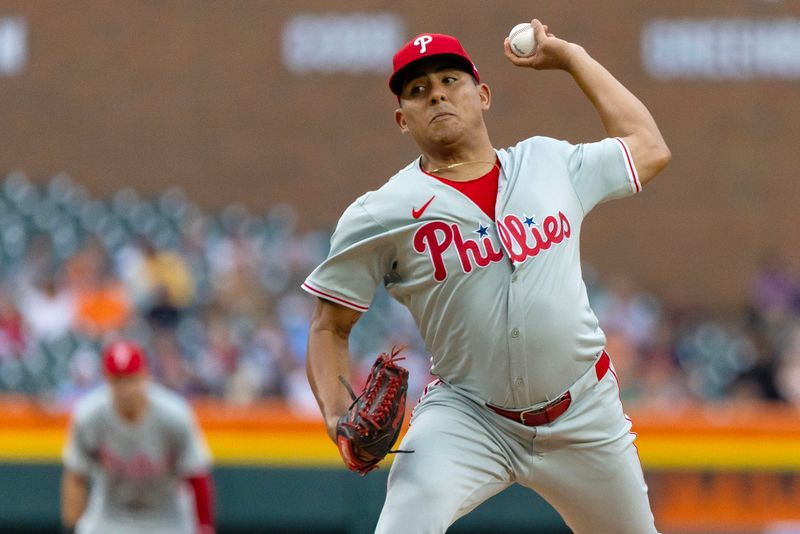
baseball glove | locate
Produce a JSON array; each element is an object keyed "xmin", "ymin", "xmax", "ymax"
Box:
[{"xmin": 336, "ymin": 347, "xmax": 411, "ymax": 475}]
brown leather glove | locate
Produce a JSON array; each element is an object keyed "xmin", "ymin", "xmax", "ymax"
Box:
[{"xmin": 335, "ymin": 347, "xmax": 410, "ymax": 475}]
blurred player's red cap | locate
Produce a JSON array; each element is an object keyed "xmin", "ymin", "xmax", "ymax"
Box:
[
  {"xmin": 102, "ymin": 340, "xmax": 147, "ymax": 376},
  {"xmin": 389, "ymin": 33, "xmax": 480, "ymax": 95}
]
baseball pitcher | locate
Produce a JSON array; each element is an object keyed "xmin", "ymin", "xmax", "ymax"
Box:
[
  {"xmin": 61, "ymin": 340, "xmax": 215, "ymax": 534},
  {"xmin": 304, "ymin": 19, "xmax": 670, "ymax": 533}
]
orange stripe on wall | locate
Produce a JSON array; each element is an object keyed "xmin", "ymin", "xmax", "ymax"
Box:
[{"xmin": 2, "ymin": 396, "xmax": 799, "ymax": 468}]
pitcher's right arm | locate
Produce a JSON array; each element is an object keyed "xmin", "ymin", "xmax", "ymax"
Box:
[{"xmin": 307, "ymin": 298, "xmax": 363, "ymax": 442}]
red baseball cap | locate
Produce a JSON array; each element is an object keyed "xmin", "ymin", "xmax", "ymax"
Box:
[
  {"xmin": 389, "ymin": 33, "xmax": 480, "ymax": 95},
  {"xmin": 102, "ymin": 340, "xmax": 147, "ymax": 376}
]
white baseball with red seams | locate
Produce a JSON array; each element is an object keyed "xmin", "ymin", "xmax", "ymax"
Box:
[{"xmin": 508, "ymin": 22, "xmax": 536, "ymax": 57}]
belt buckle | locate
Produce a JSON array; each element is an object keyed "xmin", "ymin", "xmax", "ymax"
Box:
[
  {"xmin": 519, "ymin": 392, "xmax": 570, "ymax": 425},
  {"xmin": 517, "ymin": 404, "xmax": 547, "ymax": 425},
  {"xmin": 519, "ymin": 405, "xmax": 546, "ymax": 418}
]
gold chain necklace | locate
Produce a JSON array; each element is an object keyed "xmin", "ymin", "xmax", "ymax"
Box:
[{"xmin": 427, "ymin": 160, "xmax": 499, "ymax": 175}]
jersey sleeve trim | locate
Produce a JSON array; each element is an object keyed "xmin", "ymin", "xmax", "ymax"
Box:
[
  {"xmin": 613, "ymin": 137, "xmax": 641, "ymax": 193},
  {"xmin": 62, "ymin": 453, "xmax": 91, "ymax": 476},
  {"xmin": 301, "ymin": 281, "xmax": 369, "ymax": 312}
]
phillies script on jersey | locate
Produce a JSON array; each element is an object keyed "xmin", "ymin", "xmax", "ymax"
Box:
[{"xmin": 413, "ymin": 210, "xmax": 572, "ymax": 281}]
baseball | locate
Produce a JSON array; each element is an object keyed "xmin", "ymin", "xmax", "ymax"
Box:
[{"xmin": 508, "ymin": 22, "xmax": 536, "ymax": 57}]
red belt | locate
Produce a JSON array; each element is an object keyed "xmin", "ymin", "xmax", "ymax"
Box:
[{"xmin": 487, "ymin": 351, "xmax": 611, "ymax": 427}]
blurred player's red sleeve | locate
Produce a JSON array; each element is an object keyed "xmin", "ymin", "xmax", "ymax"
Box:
[{"xmin": 186, "ymin": 473, "xmax": 215, "ymax": 533}]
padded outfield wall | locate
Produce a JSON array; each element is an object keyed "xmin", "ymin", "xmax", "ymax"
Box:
[{"xmin": 1, "ymin": 398, "xmax": 799, "ymax": 533}]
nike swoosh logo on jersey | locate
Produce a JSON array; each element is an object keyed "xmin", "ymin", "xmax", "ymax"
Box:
[{"xmin": 412, "ymin": 195, "xmax": 436, "ymax": 219}]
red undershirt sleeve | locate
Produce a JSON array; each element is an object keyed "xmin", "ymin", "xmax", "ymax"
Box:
[{"xmin": 186, "ymin": 473, "xmax": 215, "ymax": 531}]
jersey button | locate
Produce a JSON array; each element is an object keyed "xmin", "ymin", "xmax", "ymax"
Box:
[
  {"xmin": 511, "ymin": 328, "xmax": 520, "ymax": 338},
  {"xmin": 515, "ymin": 377, "xmax": 524, "ymax": 386},
  {"xmin": 511, "ymin": 274, "xmax": 518, "ymax": 283}
]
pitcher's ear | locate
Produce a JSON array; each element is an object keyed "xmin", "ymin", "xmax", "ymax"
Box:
[
  {"xmin": 479, "ymin": 83, "xmax": 491, "ymax": 110},
  {"xmin": 395, "ymin": 108, "xmax": 409, "ymax": 133}
]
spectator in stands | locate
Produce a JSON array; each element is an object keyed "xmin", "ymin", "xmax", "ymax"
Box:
[
  {"xmin": 0, "ymin": 286, "xmax": 24, "ymax": 359},
  {"xmin": 17, "ymin": 273, "xmax": 76, "ymax": 342},
  {"xmin": 748, "ymin": 252, "xmax": 798, "ymax": 333},
  {"xmin": 775, "ymin": 324, "xmax": 800, "ymax": 406},
  {"xmin": 119, "ymin": 237, "xmax": 194, "ymax": 328},
  {"xmin": 146, "ymin": 286, "xmax": 182, "ymax": 330},
  {"xmin": 637, "ymin": 320, "xmax": 692, "ymax": 407},
  {"xmin": 4, "ymin": 172, "xmax": 796, "ymax": 410},
  {"xmin": 196, "ymin": 314, "xmax": 239, "ymax": 395},
  {"xmin": 276, "ymin": 294, "xmax": 312, "ymax": 364},
  {"xmin": 211, "ymin": 256, "xmax": 270, "ymax": 324},
  {"xmin": 63, "ymin": 238, "xmax": 107, "ymax": 294},
  {"xmin": 73, "ymin": 269, "xmax": 131, "ymax": 338},
  {"xmin": 149, "ymin": 333, "xmax": 197, "ymax": 396},
  {"xmin": 55, "ymin": 346, "xmax": 101, "ymax": 410},
  {"xmin": 224, "ymin": 317, "xmax": 292, "ymax": 403}
]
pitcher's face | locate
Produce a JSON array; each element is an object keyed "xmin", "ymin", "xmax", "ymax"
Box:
[{"xmin": 395, "ymin": 60, "xmax": 490, "ymax": 151}]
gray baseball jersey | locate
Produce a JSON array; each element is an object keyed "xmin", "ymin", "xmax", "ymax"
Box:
[
  {"xmin": 303, "ymin": 136, "xmax": 640, "ymax": 408},
  {"xmin": 63, "ymin": 382, "xmax": 212, "ymax": 534}
]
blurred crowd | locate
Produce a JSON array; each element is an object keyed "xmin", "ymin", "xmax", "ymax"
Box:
[{"xmin": 0, "ymin": 172, "xmax": 799, "ymax": 413}]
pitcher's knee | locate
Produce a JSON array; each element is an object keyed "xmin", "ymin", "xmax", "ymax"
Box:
[
  {"xmin": 378, "ymin": 469, "xmax": 459, "ymax": 533},
  {"xmin": 376, "ymin": 495, "xmax": 450, "ymax": 534},
  {"xmin": 388, "ymin": 466, "xmax": 457, "ymax": 509}
]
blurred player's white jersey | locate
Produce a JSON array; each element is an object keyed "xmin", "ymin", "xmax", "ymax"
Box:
[{"xmin": 63, "ymin": 383, "xmax": 211, "ymax": 534}]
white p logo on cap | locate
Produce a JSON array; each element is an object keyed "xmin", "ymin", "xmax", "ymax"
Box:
[
  {"xmin": 112, "ymin": 345, "xmax": 133, "ymax": 370},
  {"xmin": 414, "ymin": 35, "xmax": 433, "ymax": 54}
]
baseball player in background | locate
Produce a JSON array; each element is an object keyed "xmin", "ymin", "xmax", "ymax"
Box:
[
  {"xmin": 61, "ymin": 340, "xmax": 215, "ymax": 534},
  {"xmin": 304, "ymin": 19, "xmax": 670, "ymax": 534}
]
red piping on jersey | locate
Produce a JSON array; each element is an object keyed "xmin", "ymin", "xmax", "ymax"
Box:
[
  {"xmin": 613, "ymin": 137, "xmax": 641, "ymax": 193},
  {"xmin": 608, "ymin": 361, "xmax": 647, "ymax": 481},
  {"xmin": 595, "ymin": 351, "xmax": 611, "ymax": 381},
  {"xmin": 302, "ymin": 282, "xmax": 369, "ymax": 312}
]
